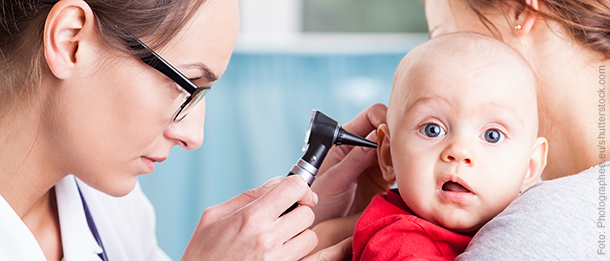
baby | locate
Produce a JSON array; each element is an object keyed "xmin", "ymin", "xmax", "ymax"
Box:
[{"xmin": 352, "ymin": 33, "xmax": 548, "ymax": 260}]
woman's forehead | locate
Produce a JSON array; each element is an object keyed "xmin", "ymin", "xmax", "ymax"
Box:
[{"xmin": 157, "ymin": 0, "xmax": 239, "ymax": 79}]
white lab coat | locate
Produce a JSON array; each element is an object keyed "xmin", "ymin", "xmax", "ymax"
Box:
[{"xmin": 0, "ymin": 175, "xmax": 171, "ymax": 261}]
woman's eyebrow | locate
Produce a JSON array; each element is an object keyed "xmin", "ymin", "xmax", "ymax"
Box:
[{"xmin": 181, "ymin": 63, "xmax": 218, "ymax": 82}]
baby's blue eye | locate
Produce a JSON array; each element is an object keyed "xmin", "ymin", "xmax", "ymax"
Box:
[
  {"xmin": 420, "ymin": 123, "xmax": 446, "ymax": 138},
  {"xmin": 482, "ymin": 129, "xmax": 505, "ymax": 143}
]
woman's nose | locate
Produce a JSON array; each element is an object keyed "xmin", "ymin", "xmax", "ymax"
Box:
[
  {"xmin": 440, "ymin": 139, "xmax": 474, "ymax": 166},
  {"xmin": 164, "ymin": 100, "xmax": 206, "ymax": 150}
]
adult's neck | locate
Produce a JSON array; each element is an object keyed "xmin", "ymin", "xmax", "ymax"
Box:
[
  {"xmin": 0, "ymin": 89, "xmax": 66, "ymax": 219},
  {"xmin": 524, "ymin": 23, "xmax": 608, "ymax": 179}
]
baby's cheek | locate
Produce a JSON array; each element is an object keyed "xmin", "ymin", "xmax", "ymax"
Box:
[
  {"xmin": 481, "ymin": 189, "xmax": 519, "ymax": 221},
  {"xmin": 400, "ymin": 183, "xmax": 437, "ymax": 219}
]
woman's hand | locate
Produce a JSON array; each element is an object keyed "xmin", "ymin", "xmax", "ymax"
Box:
[
  {"xmin": 182, "ymin": 175, "xmax": 319, "ymax": 261},
  {"xmin": 310, "ymin": 103, "xmax": 393, "ymax": 225}
]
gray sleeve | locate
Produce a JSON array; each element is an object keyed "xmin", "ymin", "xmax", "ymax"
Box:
[{"xmin": 456, "ymin": 164, "xmax": 609, "ymax": 261}]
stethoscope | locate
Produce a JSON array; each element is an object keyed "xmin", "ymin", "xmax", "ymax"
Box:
[{"xmin": 76, "ymin": 184, "xmax": 109, "ymax": 261}]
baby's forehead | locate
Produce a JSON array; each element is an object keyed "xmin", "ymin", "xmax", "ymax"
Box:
[
  {"xmin": 398, "ymin": 38, "xmax": 532, "ymax": 82},
  {"xmin": 388, "ymin": 33, "xmax": 539, "ymax": 131},
  {"xmin": 393, "ymin": 34, "xmax": 535, "ymax": 101},
  {"xmin": 395, "ymin": 54, "xmax": 535, "ymax": 103}
]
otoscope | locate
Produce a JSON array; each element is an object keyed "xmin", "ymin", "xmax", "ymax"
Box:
[{"xmin": 281, "ymin": 110, "xmax": 377, "ymax": 216}]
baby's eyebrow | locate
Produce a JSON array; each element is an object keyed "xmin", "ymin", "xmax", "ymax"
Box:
[
  {"xmin": 404, "ymin": 97, "xmax": 525, "ymax": 128},
  {"xmin": 404, "ymin": 96, "xmax": 451, "ymax": 113},
  {"xmin": 479, "ymin": 102, "xmax": 525, "ymax": 128}
]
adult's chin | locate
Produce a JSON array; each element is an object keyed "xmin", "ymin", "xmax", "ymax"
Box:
[{"xmin": 80, "ymin": 173, "xmax": 139, "ymax": 197}]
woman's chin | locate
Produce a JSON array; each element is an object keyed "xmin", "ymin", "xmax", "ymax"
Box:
[{"xmin": 84, "ymin": 174, "xmax": 139, "ymax": 197}]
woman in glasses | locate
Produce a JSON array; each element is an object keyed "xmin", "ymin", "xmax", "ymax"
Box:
[{"xmin": 0, "ymin": 0, "xmax": 388, "ymax": 260}]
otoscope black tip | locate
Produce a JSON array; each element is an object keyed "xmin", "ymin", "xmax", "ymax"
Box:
[{"xmin": 336, "ymin": 128, "xmax": 378, "ymax": 148}]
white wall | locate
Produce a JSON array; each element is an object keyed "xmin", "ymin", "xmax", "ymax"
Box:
[{"xmin": 239, "ymin": 0, "xmax": 302, "ymax": 35}]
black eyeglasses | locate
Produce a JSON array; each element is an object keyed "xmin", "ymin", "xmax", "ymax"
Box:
[{"xmin": 126, "ymin": 36, "xmax": 211, "ymax": 122}]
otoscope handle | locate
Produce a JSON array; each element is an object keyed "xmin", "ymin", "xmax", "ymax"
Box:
[{"xmin": 280, "ymin": 159, "xmax": 318, "ymax": 216}]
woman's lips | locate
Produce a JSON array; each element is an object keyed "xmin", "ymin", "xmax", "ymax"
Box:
[
  {"xmin": 141, "ymin": 156, "xmax": 166, "ymax": 173},
  {"xmin": 437, "ymin": 174, "xmax": 476, "ymax": 203}
]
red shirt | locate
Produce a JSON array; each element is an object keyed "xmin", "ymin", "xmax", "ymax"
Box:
[{"xmin": 352, "ymin": 189, "xmax": 472, "ymax": 261}]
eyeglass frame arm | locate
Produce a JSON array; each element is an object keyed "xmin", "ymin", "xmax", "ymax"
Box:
[{"xmin": 127, "ymin": 38, "xmax": 209, "ymax": 95}]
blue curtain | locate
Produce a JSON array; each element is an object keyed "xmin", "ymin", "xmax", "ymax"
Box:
[{"xmin": 138, "ymin": 46, "xmax": 423, "ymax": 259}]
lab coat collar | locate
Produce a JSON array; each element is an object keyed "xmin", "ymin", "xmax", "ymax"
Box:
[
  {"xmin": 55, "ymin": 175, "xmax": 105, "ymax": 261},
  {"xmin": 0, "ymin": 191, "xmax": 47, "ymax": 260}
]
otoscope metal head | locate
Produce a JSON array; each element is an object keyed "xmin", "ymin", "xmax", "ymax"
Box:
[
  {"xmin": 282, "ymin": 110, "xmax": 378, "ymax": 216},
  {"xmin": 300, "ymin": 110, "xmax": 377, "ymax": 170}
]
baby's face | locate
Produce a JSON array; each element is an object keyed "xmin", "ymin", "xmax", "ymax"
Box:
[{"xmin": 383, "ymin": 56, "xmax": 543, "ymax": 235}]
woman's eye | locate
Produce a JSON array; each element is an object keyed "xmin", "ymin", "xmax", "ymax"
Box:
[
  {"xmin": 172, "ymin": 82, "xmax": 187, "ymax": 94},
  {"xmin": 482, "ymin": 129, "xmax": 505, "ymax": 143},
  {"xmin": 419, "ymin": 123, "xmax": 446, "ymax": 138}
]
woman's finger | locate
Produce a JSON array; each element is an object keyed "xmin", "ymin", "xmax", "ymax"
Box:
[
  {"xmin": 341, "ymin": 103, "xmax": 387, "ymax": 136},
  {"xmin": 250, "ymin": 175, "xmax": 317, "ymax": 220},
  {"xmin": 199, "ymin": 176, "xmax": 283, "ymax": 228},
  {"xmin": 280, "ymin": 229, "xmax": 319, "ymax": 261},
  {"xmin": 326, "ymin": 130, "xmax": 379, "ymax": 183},
  {"xmin": 274, "ymin": 204, "xmax": 316, "ymax": 243},
  {"xmin": 318, "ymin": 103, "xmax": 386, "ymax": 175}
]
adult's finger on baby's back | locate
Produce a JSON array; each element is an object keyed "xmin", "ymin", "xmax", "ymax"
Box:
[{"xmin": 302, "ymin": 236, "xmax": 353, "ymax": 261}]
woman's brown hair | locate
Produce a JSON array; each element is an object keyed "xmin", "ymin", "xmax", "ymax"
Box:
[
  {"xmin": 0, "ymin": 0, "xmax": 205, "ymax": 111},
  {"xmin": 466, "ymin": 0, "xmax": 610, "ymax": 59}
]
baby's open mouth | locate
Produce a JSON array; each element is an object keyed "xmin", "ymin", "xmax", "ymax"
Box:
[
  {"xmin": 438, "ymin": 175, "xmax": 476, "ymax": 203},
  {"xmin": 442, "ymin": 181, "xmax": 471, "ymax": 192}
]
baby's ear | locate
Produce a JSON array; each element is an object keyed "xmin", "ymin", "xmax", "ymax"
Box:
[
  {"xmin": 521, "ymin": 137, "xmax": 548, "ymax": 192},
  {"xmin": 377, "ymin": 124, "xmax": 396, "ymax": 183}
]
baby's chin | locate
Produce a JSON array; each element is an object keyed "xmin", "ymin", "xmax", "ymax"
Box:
[
  {"xmin": 431, "ymin": 210, "xmax": 485, "ymax": 237},
  {"xmin": 445, "ymin": 222, "xmax": 482, "ymax": 237}
]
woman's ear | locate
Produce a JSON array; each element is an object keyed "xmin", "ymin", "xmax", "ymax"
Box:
[
  {"xmin": 521, "ymin": 136, "xmax": 548, "ymax": 192},
  {"xmin": 44, "ymin": 0, "xmax": 95, "ymax": 79},
  {"xmin": 377, "ymin": 123, "xmax": 396, "ymax": 183},
  {"xmin": 513, "ymin": 0, "xmax": 539, "ymax": 37}
]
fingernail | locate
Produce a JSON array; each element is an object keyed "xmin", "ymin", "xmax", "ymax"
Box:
[
  {"xmin": 262, "ymin": 176, "xmax": 283, "ymax": 188},
  {"xmin": 312, "ymin": 192, "xmax": 319, "ymax": 205},
  {"xmin": 362, "ymin": 130, "xmax": 378, "ymax": 152}
]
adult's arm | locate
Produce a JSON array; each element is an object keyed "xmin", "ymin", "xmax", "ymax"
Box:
[{"xmin": 457, "ymin": 163, "xmax": 608, "ymax": 260}]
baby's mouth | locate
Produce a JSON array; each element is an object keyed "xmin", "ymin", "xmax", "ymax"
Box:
[
  {"xmin": 438, "ymin": 175, "xmax": 475, "ymax": 203},
  {"xmin": 442, "ymin": 181, "xmax": 470, "ymax": 192}
]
